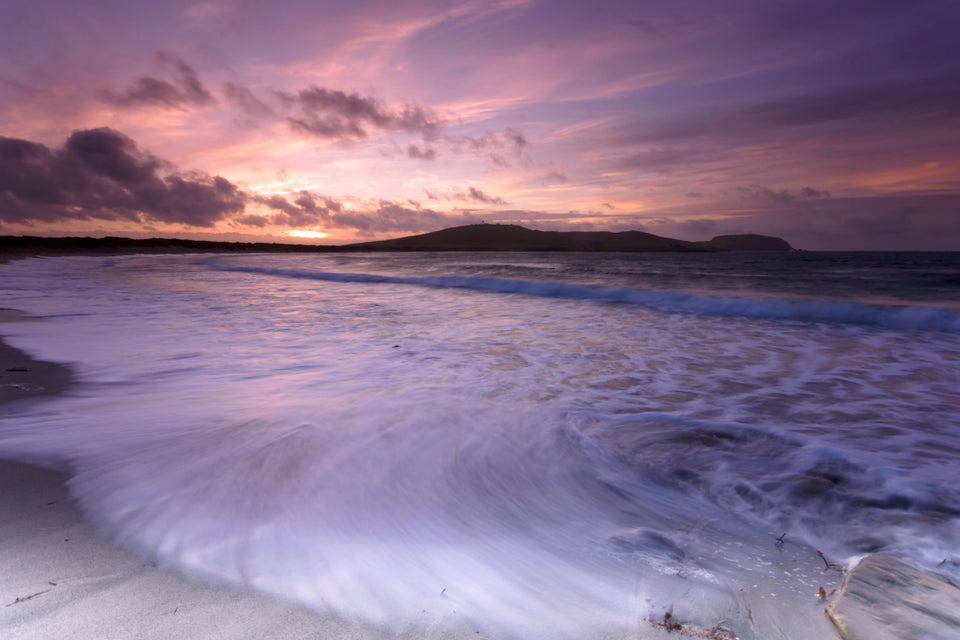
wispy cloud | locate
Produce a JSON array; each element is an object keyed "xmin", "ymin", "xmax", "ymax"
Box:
[
  {"xmin": 406, "ymin": 144, "xmax": 436, "ymax": 161},
  {"xmin": 222, "ymin": 82, "xmax": 277, "ymax": 119},
  {"xmin": 465, "ymin": 186, "xmax": 507, "ymax": 205},
  {"xmin": 101, "ymin": 52, "xmax": 216, "ymax": 109},
  {"xmin": 737, "ymin": 184, "xmax": 831, "ymax": 205},
  {"xmin": 422, "ymin": 186, "xmax": 508, "ymax": 205},
  {"xmin": 279, "ymin": 86, "xmax": 441, "ymax": 140}
]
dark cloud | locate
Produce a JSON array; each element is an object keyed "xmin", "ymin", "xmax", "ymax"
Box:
[
  {"xmin": 737, "ymin": 184, "xmax": 831, "ymax": 206},
  {"xmin": 601, "ymin": 202, "xmax": 616, "ymax": 209},
  {"xmin": 281, "ymin": 87, "xmax": 441, "ymax": 140},
  {"xmin": 102, "ymin": 52, "xmax": 216, "ymax": 109},
  {"xmin": 465, "ymin": 187, "xmax": 506, "ymax": 205},
  {"xmin": 0, "ymin": 128, "xmax": 244, "ymax": 227},
  {"xmin": 407, "ymin": 144, "xmax": 436, "ymax": 160}
]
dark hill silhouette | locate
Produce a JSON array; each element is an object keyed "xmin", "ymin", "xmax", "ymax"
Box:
[
  {"xmin": 1, "ymin": 225, "xmax": 792, "ymax": 256},
  {"xmin": 347, "ymin": 224, "xmax": 792, "ymax": 252}
]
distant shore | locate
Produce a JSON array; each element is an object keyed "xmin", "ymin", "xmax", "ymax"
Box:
[{"xmin": 1, "ymin": 224, "xmax": 793, "ymax": 257}]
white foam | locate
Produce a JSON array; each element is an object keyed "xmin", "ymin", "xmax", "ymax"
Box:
[{"xmin": 2, "ymin": 253, "xmax": 958, "ymax": 639}]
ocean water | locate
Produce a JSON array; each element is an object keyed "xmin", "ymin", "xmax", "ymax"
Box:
[{"xmin": 1, "ymin": 251, "xmax": 959, "ymax": 639}]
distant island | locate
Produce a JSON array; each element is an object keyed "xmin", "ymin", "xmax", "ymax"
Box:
[
  {"xmin": 347, "ymin": 224, "xmax": 792, "ymax": 252},
  {"xmin": 1, "ymin": 224, "xmax": 792, "ymax": 256}
]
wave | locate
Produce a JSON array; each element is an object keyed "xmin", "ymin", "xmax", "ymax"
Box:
[{"xmin": 213, "ymin": 264, "xmax": 960, "ymax": 332}]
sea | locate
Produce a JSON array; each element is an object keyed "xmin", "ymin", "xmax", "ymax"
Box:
[{"xmin": 1, "ymin": 250, "xmax": 958, "ymax": 639}]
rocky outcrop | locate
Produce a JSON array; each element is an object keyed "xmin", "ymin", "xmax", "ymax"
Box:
[{"xmin": 826, "ymin": 555, "xmax": 960, "ymax": 640}]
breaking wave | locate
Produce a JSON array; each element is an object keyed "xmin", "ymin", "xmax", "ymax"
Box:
[{"xmin": 213, "ymin": 265, "xmax": 960, "ymax": 332}]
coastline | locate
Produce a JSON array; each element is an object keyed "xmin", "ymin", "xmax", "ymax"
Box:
[
  {"xmin": 0, "ymin": 310, "xmax": 73, "ymax": 406},
  {"xmin": 2, "ymin": 296, "xmax": 957, "ymax": 639},
  {"xmin": 0, "ymin": 460, "xmax": 386, "ymax": 640},
  {"xmin": 0, "ymin": 316, "xmax": 392, "ymax": 640}
]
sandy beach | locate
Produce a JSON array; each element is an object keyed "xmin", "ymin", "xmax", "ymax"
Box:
[
  {"xmin": 0, "ymin": 461, "xmax": 389, "ymax": 640},
  {"xmin": 0, "ymin": 315, "xmax": 394, "ymax": 640},
  {"xmin": 0, "ymin": 284, "xmax": 960, "ymax": 640}
]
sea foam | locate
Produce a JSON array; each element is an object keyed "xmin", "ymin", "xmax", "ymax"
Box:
[{"xmin": 2, "ymin": 253, "xmax": 958, "ymax": 639}]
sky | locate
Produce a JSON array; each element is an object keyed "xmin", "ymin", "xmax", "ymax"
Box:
[{"xmin": 1, "ymin": 0, "xmax": 958, "ymax": 249}]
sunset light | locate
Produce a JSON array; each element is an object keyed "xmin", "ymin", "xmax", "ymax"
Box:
[
  {"xmin": 1, "ymin": 1, "xmax": 957, "ymax": 250},
  {"xmin": 286, "ymin": 229, "xmax": 330, "ymax": 240},
  {"xmin": 3, "ymin": 4, "xmax": 960, "ymax": 639}
]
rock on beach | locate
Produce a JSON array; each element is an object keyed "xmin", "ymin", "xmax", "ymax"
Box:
[{"xmin": 826, "ymin": 554, "xmax": 960, "ymax": 640}]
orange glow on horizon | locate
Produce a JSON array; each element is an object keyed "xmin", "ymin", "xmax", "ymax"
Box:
[{"xmin": 286, "ymin": 229, "xmax": 330, "ymax": 239}]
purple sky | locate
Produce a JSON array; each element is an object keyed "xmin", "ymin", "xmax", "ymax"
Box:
[{"xmin": 1, "ymin": 0, "xmax": 958, "ymax": 249}]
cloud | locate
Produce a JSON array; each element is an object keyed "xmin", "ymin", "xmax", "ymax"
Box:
[
  {"xmin": 799, "ymin": 186, "xmax": 830, "ymax": 198},
  {"xmin": 466, "ymin": 186, "xmax": 506, "ymax": 205},
  {"xmin": 244, "ymin": 191, "xmax": 345, "ymax": 228},
  {"xmin": 737, "ymin": 184, "xmax": 831, "ymax": 205},
  {"xmin": 0, "ymin": 128, "xmax": 244, "ymax": 227},
  {"xmin": 280, "ymin": 86, "xmax": 441, "ymax": 140},
  {"xmin": 0, "ymin": 129, "xmax": 500, "ymax": 237},
  {"xmin": 421, "ymin": 187, "xmax": 507, "ymax": 205},
  {"xmin": 332, "ymin": 200, "xmax": 448, "ymax": 233},
  {"xmin": 426, "ymin": 127, "xmax": 530, "ymax": 166},
  {"xmin": 223, "ymin": 82, "xmax": 276, "ymax": 119},
  {"xmin": 101, "ymin": 52, "xmax": 216, "ymax": 109},
  {"xmin": 537, "ymin": 170, "xmax": 568, "ymax": 185},
  {"xmin": 504, "ymin": 127, "xmax": 527, "ymax": 152},
  {"xmin": 406, "ymin": 144, "xmax": 436, "ymax": 160},
  {"xmin": 446, "ymin": 128, "xmax": 528, "ymax": 154}
]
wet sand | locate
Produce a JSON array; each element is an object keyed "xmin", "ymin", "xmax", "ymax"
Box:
[
  {"xmin": 0, "ymin": 312, "xmax": 396, "ymax": 640},
  {"xmin": 2, "ymin": 305, "xmax": 954, "ymax": 640}
]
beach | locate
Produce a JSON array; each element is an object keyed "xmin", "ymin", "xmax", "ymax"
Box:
[
  {"xmin": 1, "ymin": 323, "xmax": 394, "ymax": 640},
  {"xmin": 2, "ymin": 251, "xmax": 959, "ymax": 640},
  {"xmin": 0, "ymin": 463, "xmax": 381, "ymax": 640},
  {"xmin": 4, "ymin": 338, "xmax": 960, "ymax": 640}
]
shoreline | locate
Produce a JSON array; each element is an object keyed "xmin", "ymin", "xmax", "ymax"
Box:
[
  {"xmin": 0, "ymin": 310, "xmax": 73, "ymax": 406},
  {"xmin": 0, "ymin": 315, "xmax": 391, "ymax": 640},
  {"xmin": 0, "ymin": 460, "xmax": 387, "ymax": 640},
  {"xmin": 2, "ymin": 302, "xmax": 957, "ymax": 639}
]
